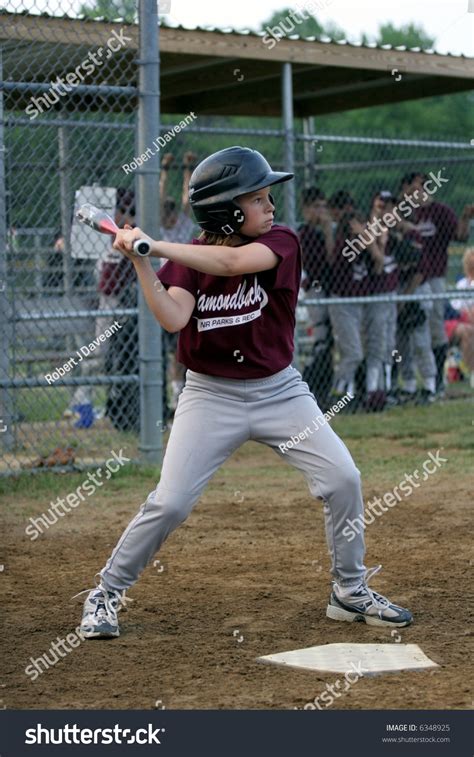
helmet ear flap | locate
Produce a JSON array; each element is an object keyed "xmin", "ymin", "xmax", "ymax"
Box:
[{"xmin": 220, "ymin": 204, "xmax": 245, "ymax": 236}]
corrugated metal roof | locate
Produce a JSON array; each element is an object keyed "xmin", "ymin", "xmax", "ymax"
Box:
[
  {"xmin": 3, "ymin": 10, "xmax": 472, "ymax": 116},
  {"xmin": 155, "ymin": 19, "xmax": 471, "ymax": 59},
  {"xmin": 5, "ymin": 10, "xmax": 470, "ymax": 59}
]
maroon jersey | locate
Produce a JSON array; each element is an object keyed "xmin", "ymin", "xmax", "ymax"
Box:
[
  {"xmin": 397, "ymin": 229, "xmax": 426, "ymax": 290},
  {"xmin": 330, "ymin": 220, "xmax": 371, "ymax": 296},
  {"xmin": 298, "ymin": 223, "xmax": 332, "ymax": 292},
  {"xmin": 367, "ymin": 235, "xmax": 399, "ymax": 294},
  {"xmin": 413, "ymin": 202, "xmax": 457, "ymax": 279},
  {"xmin": 158, "ymin": 225, "xmax": 302, "ymax": 378}
]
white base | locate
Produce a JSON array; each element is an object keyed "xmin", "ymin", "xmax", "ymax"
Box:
[{"xmin": 257, "ymin": 643, "xmax": 439, "ymax": 675}]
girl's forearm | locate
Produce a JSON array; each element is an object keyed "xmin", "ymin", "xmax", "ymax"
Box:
[
  {"xmin": 151, "ymin": 239, "xmax": 235, "ymax": 276},
  {"xmin": 133, "ymin": 258, "xmax": 188, "ymax": 332}
]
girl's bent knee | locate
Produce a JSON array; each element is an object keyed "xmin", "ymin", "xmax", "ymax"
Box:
[
  {"xmin": 146, "ymin": 487, "xmax": 196, "ymax": 525},
  {"xmin": 333, "ymin": 464, "xmax": 361, "ymax": 495}
]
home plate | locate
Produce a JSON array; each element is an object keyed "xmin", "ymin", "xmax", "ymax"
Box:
[{"xmin": 257, "ymin": 643, "xmax": 438, "ymax": 675}]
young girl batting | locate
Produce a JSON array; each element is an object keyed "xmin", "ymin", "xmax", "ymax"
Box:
[{"xmin": 78, "ymin": 147, "xmax": 412, "ymax": 638}]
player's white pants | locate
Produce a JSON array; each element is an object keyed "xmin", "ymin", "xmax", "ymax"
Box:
[
  {"xmin": 100, "ymin": 365, "xmax": 367, "ymax": 593},
  {"xmin": 329, "ymin": 300, "xmax": 387, "ymax": 394},
  {"xmin": 426, "ymin": 276, "xmax": 448, "ymax": 348},
  {"xmin": 398, "ymin": 282, "xmax": 437, "ymax": 391}
]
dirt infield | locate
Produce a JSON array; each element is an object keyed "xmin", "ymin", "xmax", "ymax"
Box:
[{"xmin": 1, "ymin": 416, "xmax": 473, "ymax": 711}]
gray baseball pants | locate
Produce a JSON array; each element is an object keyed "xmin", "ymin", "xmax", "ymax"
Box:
[
  {"xmin": 398, "ymin": 282, "xmax": 437, "ymax": 392},
  {"xmin": 329, "ymin": 300, "xmax": 387, "ymax": 394},
  {"xmin": 384, "ymin": 302, "xmax": 398, "ymax": 363},
  {"xmin": 426, "ymin": 276, "xmax": 448, "ymax": 348},
  {"xmin": 100, "ymin": 365, "xmax": 366, "ymax": 593}
]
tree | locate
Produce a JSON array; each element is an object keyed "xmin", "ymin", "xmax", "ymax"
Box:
[
  {"xmin": 259, "ymin": 12, "xmax": 469, "ymax": 139},
  {"xmin": 79, "ymin": 0, "xmax": 137, "ymax": 23},
  {"xmin": 376, "ymin": 22, "xmax": 435, "ymax": 50},
  {"xmin": 314, "ymin": 20, "xmax": 470, "ymax": 139},
  {"xmin": 261, "ymin": 7, "xmax": 345, "ymax": 41}
]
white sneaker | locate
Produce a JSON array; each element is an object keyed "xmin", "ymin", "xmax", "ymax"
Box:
[
  {"xmin": 75, "ymin": 583, "xmax": 127, "ymax": 639},
  {"xmin": 327, "ymin": 565, "xmax": 413, "ymax": 628}
]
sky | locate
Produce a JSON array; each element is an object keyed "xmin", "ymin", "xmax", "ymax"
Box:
[
  {"xmin": 9, "ymin": 0, "xmax": 474, "ymax": 56},
  {"xmin": 161, "ymin": 0, "xmax": 474, "ymax": 56}
]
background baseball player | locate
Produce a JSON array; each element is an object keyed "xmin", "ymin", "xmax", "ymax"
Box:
[{"xmin": 76, "ymin": 146, "xmax": 413, "ymax": 639}]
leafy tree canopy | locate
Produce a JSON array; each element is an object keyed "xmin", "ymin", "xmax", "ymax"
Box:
[
  {"xmin": 79, "ymin": 0, "xmax": 137, "ymax": 23},
  {"xmin": 259, "ymin": 10, "xmax": 468, "ymax": 139},
  {"xmin": 376, "ymin": 22, "xmax": 435, "ymax": 50},
  {"xmin": 262, "ymin": 7, "xmax": 345, "ymax": 40}
]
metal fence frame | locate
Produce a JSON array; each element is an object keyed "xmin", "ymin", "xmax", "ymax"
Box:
[{"xmin": 1, "ymin": 15, "xmax": 473, "ymax": 476}]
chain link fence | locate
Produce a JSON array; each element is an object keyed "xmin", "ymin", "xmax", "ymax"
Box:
[
  {"xmin": 294, "ymin": 130, "xmax": 474, "ymax": 413},
  {"xmin": 1, "ymin": 4, "xmax": 473, "ymax": 476}
]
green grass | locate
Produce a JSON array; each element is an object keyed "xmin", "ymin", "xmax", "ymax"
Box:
[
  {"xmin": 1, "ymin": 398, "xmax": 471, "ymax": 500},
  {"xmin": 330, "ymin": 398, "xmax": 473, "ymax": 481},
  {"xmin": 0, "ymin": 463, "xmax": 160, "ymax": 502},
  {"xmin": 332, "ymin": 398, "xmax": 469, "ymax": 439},
  {"xmin": 14, "ymin": 386, "xmax": 109, "ymax": 423}
]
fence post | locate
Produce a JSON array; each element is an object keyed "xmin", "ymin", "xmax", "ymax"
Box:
[
  {"xmin": 282, "ymin": 62, "xmax": 296, "ymax": 230},
  {"xmin": 137, "ymin": 0, "xmax": 163, "ymax": 464},
  {"xmin": 0, "ymin": 49, "xmax": 14, "ymax": 451},
  {"xmin": 58, "ymin": 116, "xmax": 74, "ymax": 355},
  {"xmin": 282, "ymin": 62, "xmax": 300, "ymax": 369},
  {"xmin": 303, "ymin": 116, "xmax": 315, "ymax": 186}
]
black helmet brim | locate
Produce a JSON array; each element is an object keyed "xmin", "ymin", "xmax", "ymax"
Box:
[
  {"xmin": 191, "ymin": 171, "xmax": 293, "ymax": 207},
  {"xmin": 237, "ymin": 171, "xmax": 294, "ymax": 196}
]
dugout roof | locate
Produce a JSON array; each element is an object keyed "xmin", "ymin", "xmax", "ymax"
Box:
[{"xmin": 2, "ymin": 13, "xmax": 474, "ymax": 116}]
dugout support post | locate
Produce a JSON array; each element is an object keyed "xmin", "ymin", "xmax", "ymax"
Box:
[
  {"xmin": 0, "ymin": 49, "xmax": 14, "ymax": 452},
  {"xmin": 136, "ymin": 0, "xmax": 163, "ymax": 464},
  {"xmin": 282, "ymin": 62, "xmax": 300, "ymax": 370},
  {"xmin": 282, "ymin": 62, "xmax": 296, "ymax": 230},
  {"xmin": 303, "ymin": 116, "xmax": 316, "ymax": 187},
  {"xmin": 58, "ymin": 115, "xmax": 74, "ymax": 357}
]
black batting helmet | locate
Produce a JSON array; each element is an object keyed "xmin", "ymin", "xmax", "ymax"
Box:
[{"xmin": 188, "ymin": 146, "xmax": 293, "ymax": 235}]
